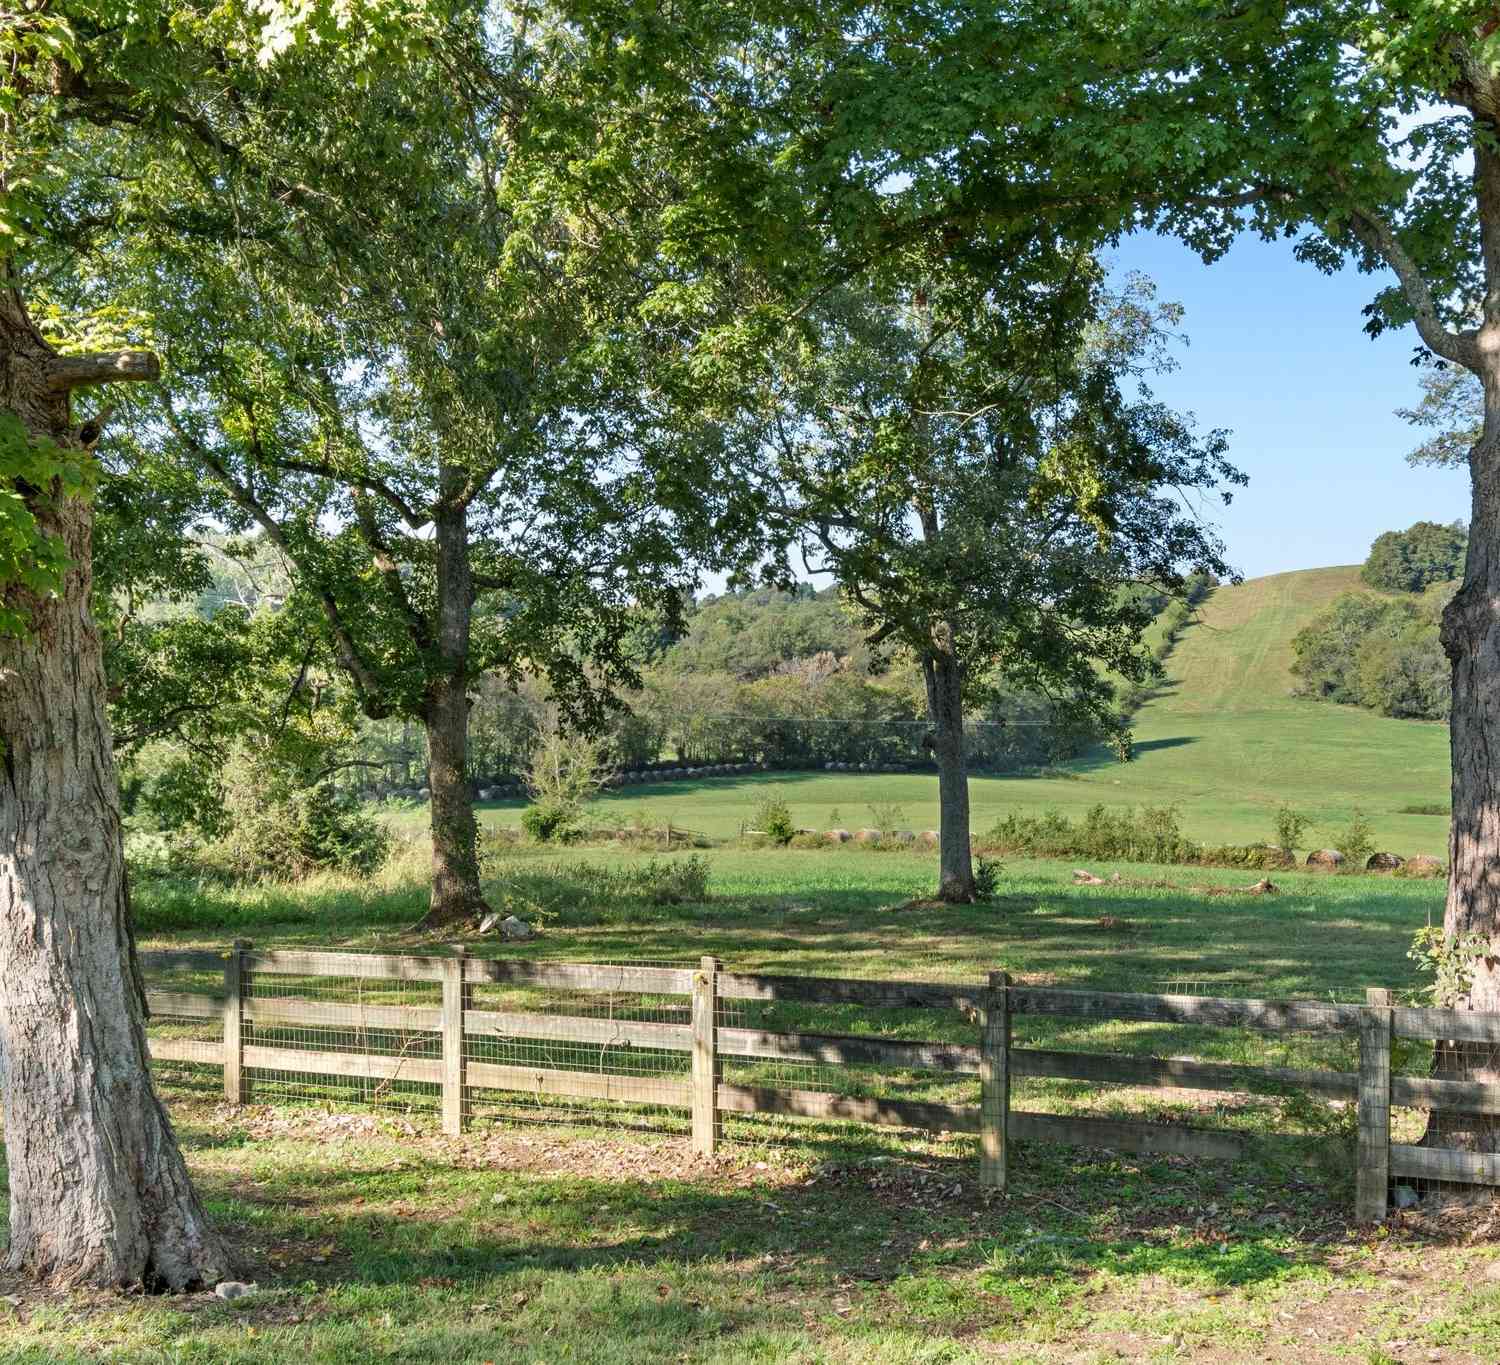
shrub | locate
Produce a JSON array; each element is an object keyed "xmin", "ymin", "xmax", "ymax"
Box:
[
  {"xmin": 974, "ymin": 856, "xmax": 1002, "ymax": 900},
  {"xmin": 204, "ymin": 780, "xmax": 390, "ymax": 881},
  {"xmin": 1272, "ymin": 805, "xmax": 1310, "ymax": 852},
  {"xmin": 867, "ymin": 801, "xmax": 908, "ymax": 836},
  {"xmin": 1199, "ymin": 844, "xmax": 1296, "ymax": 870},
  {"xmin": 1330, "ymin": 808, "xmax": 1376, "ymax": 872},
  {"xmin": 982, "ymin": 804, "xmax": 1193, "ymax": 864},
  {"xmin": 520, "ymin": 800, "xmax": 577, "ymax": 843},
  {"xmin": 751, "ymin": 790, "xmax": 796, "ymax": 845},
  {"xmin": 524, "ymin": 730, "xmax": 605, "ymax": 837}
]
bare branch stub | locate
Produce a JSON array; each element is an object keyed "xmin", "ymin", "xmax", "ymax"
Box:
[{"xmin": 46, "ymin": 351, "xmax": 161, "ymax": 392}]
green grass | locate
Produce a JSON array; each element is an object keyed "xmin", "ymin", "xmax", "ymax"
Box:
[
  {"xmin": 4, "ymin": 842, "xmax": 1484, "ymax": 1362},
  {"xmin": 9, "ymin": 569, "xmax": 1476, "ymax": 1360},
  {"xmin": 381, "ymin": 567, "xmax": 1453, "ymax": 858}
]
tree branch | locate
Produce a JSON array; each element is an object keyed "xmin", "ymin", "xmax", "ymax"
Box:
[
  {"xmin": 1341, "ymin": 198, "xmax": 1478, "ymax": 367},
  {"xmin": 159, "ymin": 402, "xmax": 394, "ymax": 719},
  {"xmin": 47, "ymin": 351, "xmax": 160, "ymax": 391}
]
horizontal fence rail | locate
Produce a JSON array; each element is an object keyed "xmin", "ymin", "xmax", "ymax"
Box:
[{"xmin": 140, "ymin": 946, "xmax": 1500, "ymax": 1220}]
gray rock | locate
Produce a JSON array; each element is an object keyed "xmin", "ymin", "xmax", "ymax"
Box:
[
  {"xmin": 215, "ymin": 1281, "xmax": 258, "ymax": 1301},
  {"xmin": 500, "ymin": 915, "xmax": 535, "ymax": 940},
  {"xmin": 1393, "ymin": 1184, "xmax": 1421, "ymax": 1210},
  {"xmin": 478, "ymin": 912, "xmax": 502, "ymax": 934}
]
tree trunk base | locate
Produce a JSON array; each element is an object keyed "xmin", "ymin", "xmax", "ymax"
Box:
[{"xmin": 406, "ymin": 893, "xmax": 493, "ymax": 935}]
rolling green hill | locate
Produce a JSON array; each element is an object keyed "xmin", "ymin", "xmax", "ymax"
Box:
[{"xmin": 440, "ymin": 565, "xmax": 1452, "ymax": 857}]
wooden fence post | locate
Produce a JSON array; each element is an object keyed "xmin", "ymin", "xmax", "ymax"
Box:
[
  {"xmin": 980, "ymin": 970, "xmax": 1011, "ymax": 1191},
  {"xmin": 1357, "ymin": 986, "xmax": 1394, "ymax": 1222},
  {"xmin": 442, "ymin": 947, "xmax": 468, "ymax": 1137},
  {"xmin": 692, "ymin": 954, "xmax": 720, "ymax": 1156},
  {"xmin": 222, "ymin": 939, "xmax": 251, "ymax": 1105}
]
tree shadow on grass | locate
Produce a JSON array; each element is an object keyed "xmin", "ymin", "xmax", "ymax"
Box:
[{"xmin": 189, "ymin": 1135, "xmax": 1337, "ymax": 1300}]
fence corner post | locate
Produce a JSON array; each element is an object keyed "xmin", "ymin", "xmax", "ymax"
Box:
[
  {"xmin": 692, "ymin": 954, "xmax": 721, "ymax": 1156},
  {"xmin": 1357, "ymin": 986, "xmax": 1394, "ymax": 1223},
  {"xmin": 222, "ymin": 939, "xmax": 251, "ymax": 1105},
  {"xmin": 442, "ymin": 945, "xmax": 468, "ymax": 1137},
  {"xmin": 980, "ymin": 970, "xmax": 1011, "ymax": 1192}
]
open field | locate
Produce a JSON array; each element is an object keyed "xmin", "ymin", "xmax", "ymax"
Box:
[
  {"xmin": 384, "ymin": 567, "xmax": 1455, "ymax": 856},
  {"xmin": 3, "ymin": 845, "xmax": 1489, "ymax": 1362},
  {"xmin": 5, "ymin": 568, "xmax": 1472, "ymax": 1361}
]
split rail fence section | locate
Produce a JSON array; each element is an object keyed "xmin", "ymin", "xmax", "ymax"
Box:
[{"xmin": 142, "ymin": 947, "xmax": 1500, "ymax": 1220}]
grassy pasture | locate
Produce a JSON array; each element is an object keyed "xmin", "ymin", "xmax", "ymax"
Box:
[
  {"xmin": 3, "ymin": 568, "xmax": 1483, "ymax": 1362},
  {"xmin": 7, "ymin": 845, "xmax": 1493, "ymax": 1362},
  {"xmin": 386, "ymin": 566, "xmax": 1455, "ymax": 856}
]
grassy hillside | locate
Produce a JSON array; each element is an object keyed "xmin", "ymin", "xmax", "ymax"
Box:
[
  {"xmin": 389, "ymin": 566, "xmax": 1452, "ymax": 856},
  {"xmin": 1148, "ymin": 564, "xmax": 1368, "ymax": 712}
]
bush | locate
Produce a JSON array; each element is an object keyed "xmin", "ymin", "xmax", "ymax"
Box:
[
  {"xmin": 1331, "ymin": 808, "xmax": 1376, "ymax": 871},
  {"xmin": 1272, "ymin": 806, "xmax": 1310, "ymax": 853},
  {"xmin": 520, "ymin": 800, "xmax": 577, "ymax": 843},
  {"xmin": 867, "ymin": 801, "xmax": 909, "ymax": 836},
  {"xmin": 974, "ymin": 856, "xmax": 1002, "ymax": 900},
  {"xmin": 204, "ymin": 780, "xmax": 390, "ymax": 881},
  {"xmin": 751, "ymin": 790, "xmax": 796, "ymax": 845},
  {"xmin": 983, "ymin": 804, "xmax": 1194, "ymax": 865}
]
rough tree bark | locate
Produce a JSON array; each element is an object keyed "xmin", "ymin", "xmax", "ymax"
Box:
[
  {"xmin": 1430, "ymin": 354, "xmax": 1500, "ymax": 1150},
  {"xmin": 923, "ymin": 636, "xmax": 976, "ymax": 903},
  {"xmin": 414, "ymin": 477, "xmax": 489, "ymax": 929},
  {"xmin": 0, "ymin": 285, "xmax": 231, "ymax": 1287}
]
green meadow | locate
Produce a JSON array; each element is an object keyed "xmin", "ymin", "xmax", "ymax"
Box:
[
  {"xmin": 382, "ymin": 566, "xmax": 1453, "ymax": 857},
  {"xmin": 5, "ymin": 568, "xmax": 1480, "ymax": 1363}
]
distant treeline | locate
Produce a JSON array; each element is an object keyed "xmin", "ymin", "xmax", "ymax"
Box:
[{"xmin": 357, "ymin": 581, "xmax": 1214, "ymax": 791}]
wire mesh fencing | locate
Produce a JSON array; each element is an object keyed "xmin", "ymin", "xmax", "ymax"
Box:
[
  {"xmin": 241, "ymin": 960, "xmax": 445, "ymax": 1119},
  {"xmin": 134, "ymin": 946, "xmax": 1500, "ymax": 1218},
  {"xmin": 464, "ymin": 960, "xmax": 695, "ymax": 1135}
]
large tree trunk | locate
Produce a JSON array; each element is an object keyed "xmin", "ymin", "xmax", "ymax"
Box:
[
  {"xmin": 415, "ymin": 483, "xmax": 489, "ymax": 929},
  {"xmin": 1431, "ymin": 375, "xmax": 1500, "ymax": 1150},
  {"xmin": 0, "ymin": 289, "xmax": 231, "ymax": 1287},
  {"xmin": 924, "ymin": 648, "xmax": 976, "ymax": 902}
]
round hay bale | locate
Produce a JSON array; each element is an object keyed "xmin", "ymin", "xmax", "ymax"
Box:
[
  {"xmin": 1367, "ymin": 851, "xmax": 1405, "ymax": 872},
  {"xmin": 892, "ymin": 829, "xmax": 916, "ymax": 844},
  {"xmin": 1306, "ymin": 848, "xmax": 1344, "ymax": 869},
  {"xmin": 917, "ymin": 830, "xmax": 939, "ymax": 848},
  {"xmin": 854, "ymin": 828, "xmax": 882, "ymax": 844},
  {"xmin": 1403, "ymin": 853, "xmax": 1445, "ymax": 878},
  {"xmin": 827, "ymin": 829, "xmax": 852, "ymax": 843}
]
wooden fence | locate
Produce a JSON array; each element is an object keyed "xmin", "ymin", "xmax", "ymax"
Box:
[{"xmin": 140, "ymin": 947, "xmax": 1500, "ymax": 1221}]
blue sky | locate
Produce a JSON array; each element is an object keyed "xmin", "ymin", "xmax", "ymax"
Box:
[{"xmin": 1111, "ymin": 231, "xmax": 1471, "ymax": 582}]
